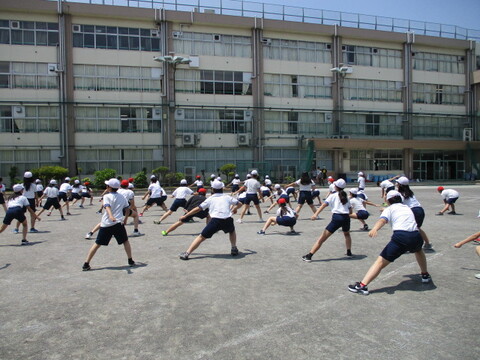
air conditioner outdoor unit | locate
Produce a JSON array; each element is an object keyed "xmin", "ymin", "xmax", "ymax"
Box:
[
  {"xmin": 152, "ymin": 107, "xmax": 162, "ymax": 120},
  {"xmin": 182, "ymin": 133, "xmax": 196, "ymax": 146},
  {"xmin": 213, "ymin": 34, "xmax": 221, "ymax": 42},
  {"xmin": 463, "ymin": 128, "xmax": 473, "ymax": 142},
  {"xmin": 261, "ymin": 38, "xmax": 272, "ymax": 45},
  {"xmin": 10, "ymin": 21, "xmax": 20, "ymax": 29},
  {"xmin": 330, "ymin": 135, "xmax": 340, "ymax": 139},
  {"xmin": 172, "ymin": 31, "xmax": 183, "ymax": 39},
  {"xmin": 324, "ymin": 112, "xmax": 333, "ymax": 123},
  {"xmin": 48, "ymin": 63, "xmax": 59, "ymax": 75},
  {"xmin": 72, "ymin": 24, "xmax": 81, "ymax": 33},
  {"xmin": 237, "ymin": 134, "xmax": 251, "ymax": 146},
  {"xmin": 13, "ymin": 106, "xmax": 25, "ymax": 118},
  {"xmin": 175, "ymin": 109, "xmax": 185, "ymax": 120},
  {"xmin": 150, "ymin": 29, "xmax": 159, "ymax": 37}
]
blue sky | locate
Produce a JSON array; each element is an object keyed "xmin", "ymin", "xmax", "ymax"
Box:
[{"xmin": 263, "ymin": 0, "xmax": 480, "ymax": 30}]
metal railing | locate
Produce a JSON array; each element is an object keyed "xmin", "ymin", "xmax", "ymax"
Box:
[{"xmin": 54, "ymin": 0, "xmax": 480, "ymax": 41}]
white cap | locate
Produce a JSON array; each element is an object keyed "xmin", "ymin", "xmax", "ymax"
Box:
[
  {"xmin": 49, "ymin": 179, "xmax": 57, "ymax": 185},
  {"xmin": 274, "ymin": 184, "xmax": 281, "ymax": 189},
  {"xmin": 35, "ymin": 179, "xmax": 41, "ymax": 183},
  {"xmin": 234, "ymin": 174, "xmax": 239, "ymax": 178},
  {"xmin": 333, "ymin": 179, "xmax": 346, "ymax": 189},
  {"xmin": 357, "ymin": 172, "xmax": 364, "ymax": 176},
  {"xmin": 386, "ymin": 190, "xmax": 402, "ymax": 200},
  {"xmin": 24, "ymin": 171, "xmax": 33, "ymax": 178},
  {"xmin": 349, "ymin": 188, "xmax": 358, "ymax": 195},
  {"xmin": 265, "ymin": 175, "xmax": 269, "ymax": 179},
  {"xmin": 105, "ymin": 178, "xmax": 120, "ymax": 189},
  {"xmin": 210, "ymin": 174, "xmax": 216, "ymax": 178},
  {"xmin": 251, "ymin": 170, "xmax": 258, "ymax": 176},
  {"xmin": 65, "ymin": 177, "xmax": 70, "ymax": 181},
  {"xmin": 128, "ymin": 183, "xmax": 134, "ymax": 189},
  {"xmin": 74, "ymin": 179, "xmax": 80, "ymax": 184},
  {"xmin": 396, "ymin": 176, "xmax": 409, "ymax": 185},
  {"xmin": 211, "ymin": 180, "xmax": 224, "ymax": 189},
  {"xmin": 13, "ymin": 184, "xmax": 24, "ymax": 192},
  {"xmin": 150, "ymin": 175, "xmax": 156, "ymax": 179},
  {"xmin": 246, "ymin": 174, "xmax": 252, "ymax": 178},
  {"xmin": 180, "ymin": 179, "xmax": 187, "ymax": 185},
  {"xmin": 216, "ymin": 176, "xmax": 222, "ymax": 181}
]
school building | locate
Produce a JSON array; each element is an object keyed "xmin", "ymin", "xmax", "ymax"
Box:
[{"xmin": 1, "ymin": 0, "xmax": 480, "ymax": 184}]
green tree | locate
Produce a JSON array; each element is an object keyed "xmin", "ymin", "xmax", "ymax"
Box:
[
  {"xmin": 164, "ymin": 172, "xmax": 184, "ymax": 186},
  {"xmin": 152, "ymin": 166, "xmax": 169, "ymax": 181},
  {"xmin": 219, "ymin": 163, "xmax": 236, "ymax": 182},
  {"xmin": 93, "ymin": 168, "xmax": 117, "ymax": 189},
  {"xmin": 133, "ymin": 171, "xmax": 148, "ymax": 189},
  {"xmin": 8, "ymin": 166, "xmax": 18, "ymax": 187},
  {"xmin": 32, "ymin": 165, "xmax": 69, "ymax": 184}
]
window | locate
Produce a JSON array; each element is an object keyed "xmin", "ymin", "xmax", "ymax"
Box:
[
  {"xmin": 72, "ymin": 24, "xmax": 160, "ymax": 52},
  {"xmin": 175, "ymin": 69, "xmax": 252, "ymax": 96},
  {"xmin": 342, "ymin": 113, "xmax": 402, "ymax": 137},
  {"xmin": 0, "ymin": 20, "xmax": 58, "ymax": 46},
  {"xmin": 0, "ymin": 62, "xmax": 58, "ymax": 89},
  {"xmin": 412, "ymin": 115, "xmax": 465, "ymax": 139},
  {"xmin": 173, "ymin": 31, "xmax": 251, "ymax": 57},
  {"xmin": 288, "ymin": 112, "xmax": 298, "ymax": 134},
  {"xmin": 264, "ymin": 111, "xmax": 330, "ymax": 136},
  {"xmin": 413, "ymin": 51, "xmax": 465, "ymax": 74},
  {"xmin": 263, "ymin": 38, "xmax": 331, "ymax": 63},
  {"xmin": 365, "ymin": 114, "xmax": 380, "ymax": 136},
  {"xmin": 350, "ymin": 150, "xmax": 402, "ymax": 172},
  {"xmin": 343, "ymin": 79, "xmax": 402, "ymax": 102},
  {"xmin": 0, "ymin": 106, "xmax": 13, "ymax": 132},
  {"xmin": 121, "ymin": 108, "xmax": 137, "ymax": 133},
  {"xmin": 175, "ymin": 108, "xmax": 252, "ymax": 134},
  {"xmin": 412, "ymin": 83, "xmax": 464, "ymax": 105},
  {"xmin": 218, "ymin": 110, "xmax": 246, "ymax": 134},
  {"xmin": 264, "ymin": 74, "xmax": 331, "ymax": 98},
  {"xmin": 342, "ymin": 45, "xmax": 402, "ymax": 69}
]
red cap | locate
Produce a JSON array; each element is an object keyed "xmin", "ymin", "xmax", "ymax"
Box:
[
  {"xmin": 437, "ymin": 186, "xmax": 444, "ymax": 192},
  {"xmin": 277, "ymin": 198, "xmax": 286, "ymax": 205},
  {"xmin": 121, "ymin": 180, "xmax": 129, "ymax": 187},
  {"xmin": 84, "ymin": 181, "xmax": 90, "ymax": 186},
  {"xmin": 198, "ymin": 188, "xmax": 207, "ymax": 194},
  {"xmin": 196, "ymin": 175, "xmax": 201, "ymax": 179},
  {"xmin": 128, "ymin": 177, "xmax": 134, "ymax": 183}
]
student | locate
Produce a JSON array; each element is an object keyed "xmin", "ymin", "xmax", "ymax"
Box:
[
  {"xmin": 177, "ymin": 180, "xmax": 242, "ymax": 260},
  {"xmin": 0, "ymin": 177, "xmax": 6, "ymax": 212},
  {"xmin": 348, "ymin": 190, "xmax": 431, "ymax": 295},
  {"xmin": 453, "ymin": 231, "xmax": 480, "ymax": 279},
  {"xmin": 228, "ymin": 174, "xmax": 242, "ymax": 194},
  {"xmin": 285, "ymin": 172, "xmax": 317, "ymax": 216},
  {"xmin": 303, "ymin": 179, "xmax": 353, "ymax": 261},
  {"xmin": 1, "ymin": 184, "xmax": 41, "ymax": 245},
  {"xmin": 264, "ymin": 184, "xmax": 290, "ymax": 213},
  {"xmin": 260, "ymin": 184, "xmax": 273, "ymax": 204},
  {"xmin": 378, "ymin": 176, "xmax": 398, "ymax": 204},
  {"xmin": 264, "ymin": 175, "xmax": 272, "ymax": 190},
  {"xmin": 311, "ymin": 188, "xmax": 322, "ymax": 206},
  {"xmin": 37, "ymin": 180, "xmax": 65, "ymax": 220},
  {"xmin": 80, "ymin": 181, "xmax": 94, "ymax": 207},
  {"xmin": 396, "ymin": 176, "xmax": 433, "ymax": 250},
  {"xmin": 69, "ymin": 180, "xmax": 84, "ymax": 207},
  {"xmin": 35, "ymin": 179, "xmax": 44, "ymax": 207},
  {"xmin": 357, "ymin": 172, "xmax": 366, "ymax": 193},
  {"xmin": 154, "ymin": 179, "xmax": 193, "ymax": 224},
  {"xmin": 14, "ymin": 171, "xmax": 39, "ymax": 233},
  {"xmin": 348, "ymin": 188, "xmax": 379, "ymax": 231},
  {"xmin": 436, "ymin": 186, "xmax": 460, "ymax": 215},
  {"xmin": 161, "ymin": 188, "xmax": 210, "ymax": 236},
  {"xmin": 285, "ymin": 185, "xmax": 298, "ymax": 202},
  {"xmin": 140, "ymin": 176, "xmax": 167, "ymax": 216},
  {"xmin": 117, "ymin": 179, "xmax": 142, "ymax": 237},
  {"xmin": 235, "ymin": 170, "xmax": 263, "ymax": 223},
  {"xmin": 327, "ymin": 176, "xmax": 336, "ymax": 194},
  {"xmin": 189, "ymin": 175, "xmax": 204, "ymax": 192},
  {"xmin": 82, "ymin": 178, "xmax": 136, "ymax": 271},
  {"xmin": 58, "ymin": 177, "xmax": 72, "ymax": 215},
  {"xmin": 257, "ymin": 198, "xmax": 297, "ymax": 235}
]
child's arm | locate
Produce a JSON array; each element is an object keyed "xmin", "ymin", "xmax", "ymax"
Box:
[
  {"xmin": 311, "ymin": 202, "xmax": 328, "ymax": 220},
  {"xmin": 454, "ymin": 231, "xmax": 480, "ymax": 248},
  {"xmin": 368, "ymin": 218, "xmax": 387, "ymax": 238}
]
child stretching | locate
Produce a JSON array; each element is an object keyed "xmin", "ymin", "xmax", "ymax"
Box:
[
  {"xmin": 454, "ymin": 231, "xmax": 480, "ymax": 279},
  {"xmin": 257, "ymin": 198, "xmax": 297, "ymax": 235}
]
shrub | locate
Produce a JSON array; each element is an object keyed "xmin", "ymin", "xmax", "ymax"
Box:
[
  {"xmin": 93, "ymin": 168, "xmax": 117, "ymax": 189},
  {"xmin": 133, "ymin": 171, "xmax": 148, "ymax": 189},
  {"xmin": 32, "ymin": 165, "xmax": 69, "ymax": 184}
]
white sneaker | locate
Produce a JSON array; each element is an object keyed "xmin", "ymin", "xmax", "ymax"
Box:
[
  {"xmin": 236, "ymin": 219, "xmax": 243, "ymax": 223},
  {"xmin": 475, "ymin": 273, "xmax": 480, "ymax": 279},
  {"xmin": 84, "ymin": 232, "xmax": 93, "ymax": 239},
  {"xmin": 130, "ymin": 231, "xmax": 142, "ymax": 237}
]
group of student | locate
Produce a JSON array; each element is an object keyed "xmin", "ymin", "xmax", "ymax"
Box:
[{"xmin": 1, "ymin": 169, "xmax": 478, "ymax": 293}]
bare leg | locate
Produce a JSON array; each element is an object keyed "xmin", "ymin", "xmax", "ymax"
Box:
[
  {"xmin": 165, "ymin": 220, "xmax": 184, "ymax": 235},
  {"xmin": 309, "ymin": 229, "xmax": 333, "ymax": 255},
  {"xmin": 261, "ymin": 217, "xmax": 277, "ymax": 232},
  {"xmin": 254, "ymin": 204, "xmax": 263, "ymax": 221},
  {"xmin": 123, "ymin": 240, "xmax": 133, "ymax": 259},
  {"xmin": 361, "ymin": 256, "xmax": 391, "ymax": 286},
  {"xmin": 157, "ymin": 210, "xmax": 173, "ymax": 224},
  {"xmin": 186, "ymin": 235, "xmax": 207, "ymax": 254},
  {"xmin": 85, "ymin": 243, "xmax": 101, "ymax": 264},
  {"xmin": 21, "ymin": 220, "xmax": 28, "ymax": 240},
  {"xmin": 419, "ymin": 228, "xmax": 430, "ymax": 245},
  {"xmin": 229, "ymin": 231, "xmax": 237, "ymax": 247},
  {"xmin": 344, "ymin": 231, "xmax": 352, "ymax": 252},
  {"xmin": 414, "ymin": 250, "xmax": 428, "ymax": 274}
]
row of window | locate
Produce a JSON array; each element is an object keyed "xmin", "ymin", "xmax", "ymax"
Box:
[
  {"xmin": 175, "ymin": 69, "xmax": 252, "ymax": 95},
  {"xmin": 0, "ymin": 62, "xmax": 58, "ymax": 89},
  {"xmin": 412, "ymin": 84, "xmax": 465, "ymax": 105},
  {"xmin": 173, "ymin": 31, "xmax": 251, "ymax": 58},
  {"xmin": 264, "ymin": 74, "xmax": 332, "ymax": 98},
  {"xmin": 0, "ymin": 20, "xmax": 59, "ymax": 46},
  {"xmin": 342, "ymin": 45, "xmax": 402, "ymax": 69},
  {"xmin": 343, "ymin": 79, "xmax": 403, "ymax": 102},
  {"xmin": 263, "ymin": 39, "xmax": 331, "ymax": 64}
]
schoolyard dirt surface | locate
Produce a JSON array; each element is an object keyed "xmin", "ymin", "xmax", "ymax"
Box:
[{"xmin": 0, "ymin": 184, "xmax": 478, "ymax": 360}]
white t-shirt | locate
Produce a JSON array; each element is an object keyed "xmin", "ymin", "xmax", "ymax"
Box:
[
  {"xmin": 23, "ymin": 184, "xmax": 36, "ymax": 199},
  {"xmin": 244, "ymin": 178, "xmax": 261, "ymax": 194},
  {"xmin": 295, "ymin": 179, "xmax": 315, "ymax": 191},
  {"xmin": 276, "ymin": 206, "xmax": 296, "ymax": 218},
  {"xmin": 193, "ymin": 180, "xmax": 203, "ymax": 187},
  {"xmin": 349, "ymin": 197, "xmax": 366, "ymax": 212},
  {"xmin": 71, "ymin": 185, "xmax": 84, "ymax": 194},
  {"xmin": 8, "ymin": 195, "xmax": 30, "ymax": 208},
  {"xmin": 329, "ymin": 183, "xmax": 336, "ymax": 193},
  {"xmin": 380, "ymin": 180, "xmax": 394, "ymax": 189},
  {"xmin": 441, "ymin": 189, "xmax": 459, "ymax": 200},
  {"xmin": 260, "ymin": 185, "xmax": 269, "ymax": 193},
  {"xmin": 231, "ymin": 178, "xmax": 241, "ymax": 186},
  {"xmin": 324, "ymin": 193, "xmax": 351, "ymax": 214},
  {"xmin": 403, "ymin": 195, "xmax": 421, "ymax": 208},
  {"xmin": 118, "ymin": 188, "xmax": 135, "ymax": 202},
  {"xmin": 380, "ymin": 203, "xmax": 418, "ymax": 232},
  {"xmin": 36, "ymin": 184, "xmax": 44, "ymax": 192},
  {"xmin": 149, "ymin": 182, "xmax": 163, "ymax": 198},
  {"xmin": 0, "ymin": 183, "xmax": 5, "ymax": 193},
  {"xmin": 172, "ymin": 186, "xmax": 193, "ymax": 199},
  {"xmin": 199, "ymin": 193, "xmax": 238, "ymax": 219},
  {"xmin": 357, "ymin": 176, "xmax": 366, "ymax": 189},
  {"xmin": 59, "ymin": 183, "xmax": 72, "ymax": 193},
  {"xmin": 264, "ymin": 179, "xmax": 272, "ymax": 186},
  {"xmin": 44, "ymin": 186, "xmax": 59, "ymax": 198},
  {"xmin": 101, "ymin": 191, "xmax": 129, "ymax": 227}
]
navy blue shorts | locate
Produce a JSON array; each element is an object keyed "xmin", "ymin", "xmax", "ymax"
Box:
[
  {"xmin": 312, "ymin": 190, "xmax": 320, "ymax": 197},
  {"xmin": 95, "ymin": 223, "xmax": 128, "ymax": 246},
  {"xmin": 58, "ymin": 192, "xmax": 68, "ymax": 202},
  {"xmin": 276, "ymin": 216, "xmax": 296, "ymax": 227},
  {"xmin": 69, "ymin": 193, "xmax": 82, "ymax": 201},
  {"xmin": 146, "ymin": 197, "xmax": 165, "ymax": 206},
  {"xmin": 3, "ymin": 206, "xmax": 26, "ymax": 225},
  {"xmin": 262, "ymin": 190, "xmax": 271, "ymax": 197},
  {"xmin": 380, "ymin": 230, "xmax": 423, "ymax": 262},
  {"xmin": 286, "ymin": 188, "xmax": 295, "ymax": 195},
  {"xmin": 279, "ymin": 194, "xmax": 290, "ymax": 203},
  {"xmin": 201, "ymin": 217, "xmax": 235, "ymax": 238},
  {"xmin": 245, "ymin": 193, "xmax": 260, "ymax": 205},
  {"xmin": 239, "ymin": 197, "xmax": 247, "ymax": 204},
  {"xmin": 170, "ymin": 198, "xmax": 187, "ymax": 212},
  {"xmin": 182, "ymin": 210, "xmax": 208, "ymax": 223},
  {"xmin": 357, "ymin": 193, "xmax": 366, "ymax": 200},
  {"xmin": 410, "ymin": 207, "xmax": 425, "ymax": 227},
  {"xmin": 0, "ymin": 193, "xmax": 4, "ymax": 205},
  {"xmin": 356, "ymin": 210, "xmax": 369, "ymax": 220},
  {"xmin": 44, "ymin": 197, "xmax": 61, "ymax": 210},
  {"xmin": 325, "ymin": 213, "xmax": 351, "ymax": 233},
  {"xmin": 231, "ymin": 184, "xmax": 240, "ymax": 192},
  {"xmin": 82, "ymin": 193, "xmax": 92, "ymax": 198},
  {"xmin": 27, "ymin": 198, "xmax": 36, "ymax": 212},
  {"xmin": 385, "ymin": 186, "xmax": 395, "ymax": 193},
  {"xmin": 298, "ymin": 190, "xmax": 313, "ymax": 205},
  {"xmin": 446, "ymin": 197, "xmax": 458, "ymax": 204}
]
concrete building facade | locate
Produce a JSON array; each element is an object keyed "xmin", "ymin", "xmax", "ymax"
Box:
[{"xmin": 1, "ymin": 0, "xmax": 479, "ymax": 184}]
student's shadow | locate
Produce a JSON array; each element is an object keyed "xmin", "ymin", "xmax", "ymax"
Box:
[
  {"xmin": 91, "ymin": 262, "xmax": 148, "ymax": 274},
  {"xmin": 0, "ymin": 241, "xmax": 45, "ymax": 247},
  {"xmin": 314, "ymin": 254, "xmax": 367, "ymax": 262},
  {"xmin": 0, "ymin": 263, "xmax": 11, "ymax": 270},
  {"xmin": 372, "ymin": 274, "xmax": 437, "ymax": 295},
  {"xmin": 188, "ymin": 249, "xmax": 257, "ymax": 260}
]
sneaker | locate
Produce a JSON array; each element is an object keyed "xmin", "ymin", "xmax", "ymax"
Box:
[
  {"xmin": 82, "ymin": 263, "xmax": 91, "ymax": 271},
  {"xmin": 139, "ymin": 213, "xmax": 144, "ymax": 217},
  {"xmin": 161, "ymin": 230, "xmax": 168, "ymax": 236},
  {"xmin": 423, "ymin": 243, "xmax": 433, "ymax": 250},
  {"xmin": 302, "ymin": 254, "xmax": 312, "ymax": 262},
  {"xmin": 96, "ymin": 211, "xmax": 102, "ymax": 214},
  {"xmin": 85, "ymin": 232, "xmax": 93, "ymax": 239},
  {"xmin": 231, "ymin": 246, "xmax": 239, "ymax": 256},
  {"xmin": 348, "ymin": 282, "xmax": 369, "ymax": 295},
  {"xmin": 13, "ymin": 228, "xmax": 19, "ymax": 234},
  {"xmin": 346, "ymin": 249, "xmax": 353, "ymax": 257},
  {"xmin": 130, "ymin": 230, "xmax": 142, "ymax": 237},
  {"xmin": 447, "ymin": 211, "xmax": 457, "ymax": 215},
  {"xmin": 128, "ymin": 259, "xmax": 136, "ymax": 267},
  {"xmin": 79, "ymin": 205, "xmax": 84, "ymax": 208},
  {"xmin": 236, "ymin": 219, "xmax": 243, "ymax": 223},
  {"xmin": 475, "ymin": 273, "xmax": 480, "ymax": 279},
  {"xmin": 66, "ymin": 212, "xmax": 72, "ymax": 216},
  {"xmin": 153, "ymin": 220, "xmax": 161, "ymax": 225},
  {"xmin": 21, "ymin": 239, "xmax": 29, "ymax": 245},
  {"xmin": 257, "ymin": 230, "xmax": 265, "ymax": 235},
  {"xmin": 421, "ymin": 273, "xmax": 432, "ymax": 283},
  {"xmin": 29, "ymin": 228, "xmax": 39, "ymax": 233},
  {"xmin": 46, "ymin": 212, "xmax": 51, "ymax": 216},
  {"xmin": 179, "ymin": 252, "xmax": 189, "ymax": 260},
  {"xmin": 289, "ymin": 230, "xmax": 297, "ymax": 235},
  {"xmin": 435, "ymin": 212, "xmax": 443, "ymax": 216},
  {"xmin": 263, "ymin": 210, "xmax": 269, "ymax": 214},
  {"xmin": 60, "ymin": 217, "xmax": 66, "ymax": 221},
  {"xmin": 362, "ymin": 224, "xmax": 369, "ymax": 231}
]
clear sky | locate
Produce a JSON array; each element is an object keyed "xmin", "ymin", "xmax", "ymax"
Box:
[{"xmin": 262, "ymin": 0, "xmax": 480, "ymax": 30}]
